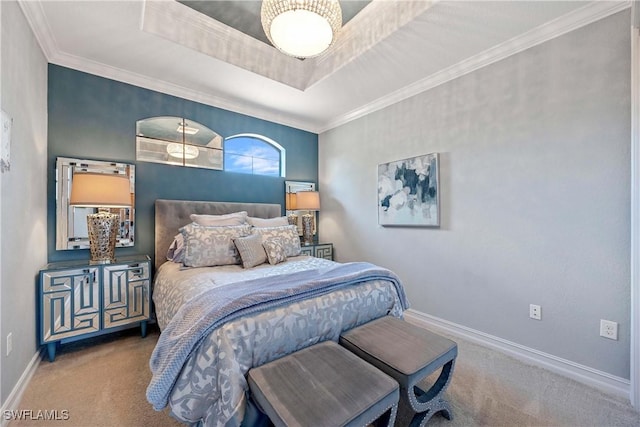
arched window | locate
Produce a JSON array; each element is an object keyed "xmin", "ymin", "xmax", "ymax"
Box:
[{"xmin": 224, "ymin": 134, "xmax": 285, "ymax": 177}]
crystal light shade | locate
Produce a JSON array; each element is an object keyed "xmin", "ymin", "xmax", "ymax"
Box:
[{"xmin": 261, "ymin": 0, "xmax": 342, "ymax": 58}]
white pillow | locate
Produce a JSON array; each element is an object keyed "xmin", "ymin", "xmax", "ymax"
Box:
[
  {"xmin": 247, "ymin": 216, "xmax": 289, "ymax": 227},
  {"xmin": 190, "ymin": 211, "xmax": 248, "ymax": 227}
]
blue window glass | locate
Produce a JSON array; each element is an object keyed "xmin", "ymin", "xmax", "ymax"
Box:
[{"xmin": 224, "ymin": 135, "xmax": 284, "ymax": 177}]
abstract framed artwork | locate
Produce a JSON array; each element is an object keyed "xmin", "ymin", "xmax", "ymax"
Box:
[{"xmin": 378, "ymin": 152, "xmax": 440, "ymax": 227}]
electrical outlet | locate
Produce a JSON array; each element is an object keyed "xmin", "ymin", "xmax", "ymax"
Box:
[
  {"xmin": 529, "ymin": 304, "xmax": 541, "ymax": 320},
  {"xmin": 600, "ymin": 319, "xmax": 618, "ymax": 340},
  {"xmin": 6, "ymin": 333, "xmax": 12, "ymax": 356}
]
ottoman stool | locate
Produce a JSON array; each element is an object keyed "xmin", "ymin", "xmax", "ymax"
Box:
[
  {"xmin": 247, "ymin": 340, "xmax": 399, "ymax": 427},
  {"xmin": 340, "ymin": 316, "xmax": 457, "ymax": 427}
]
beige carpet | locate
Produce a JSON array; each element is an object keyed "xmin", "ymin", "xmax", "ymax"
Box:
[{"xmin": 10, "ymin": 325, "xmax": 640, "ymax": 427}]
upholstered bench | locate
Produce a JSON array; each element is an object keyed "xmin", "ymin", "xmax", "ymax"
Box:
[
  {"xmin": 247, "ymin": 340, "xmax": 399, "ymax": 427},
  {"xmin": 340, "ymin": 316, "xmax": 457, "ymax": 427}
]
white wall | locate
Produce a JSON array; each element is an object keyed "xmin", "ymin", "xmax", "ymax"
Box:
[
  {"xmin": 319, "ymin": 11, "xmax": 631, "ymax": 379},
  {"xmin": 0, "ymin": 0, "xmax": 47, "ymax": 403},
  {"xmin": 0, "ymin": 0, "xmax": 4, "ymax": 402}
]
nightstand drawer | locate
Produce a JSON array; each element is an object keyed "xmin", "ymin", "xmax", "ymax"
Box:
[
  {"xmin": 300, "ymin": 243, "xmax": 333, "ymax": 260},
  {"xmin": 126, "ymin": 263, "xmax": 150, "ymax": 281},
  {"xmin": 314, "ymin": 244, "xmax": 333, "ymax": 260},
  {"xmin": 41, "ymin": 267, "xmax": 98, "ymax": 293}
]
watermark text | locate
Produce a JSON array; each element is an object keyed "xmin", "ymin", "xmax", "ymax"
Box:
[{"xmin": 3, "ymin": 409, "xmax": 69, "ymax": 421}]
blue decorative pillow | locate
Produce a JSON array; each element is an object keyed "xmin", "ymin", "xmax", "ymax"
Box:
[{"xmin": 166, "ymin": 234, "xmax": 185, "ymax": 263}]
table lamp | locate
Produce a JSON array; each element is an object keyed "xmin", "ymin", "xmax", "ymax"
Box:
[
  {"xmin": 285, "ymin": 192, "xmax": 298, "ymax": 226},
  {"xmin": 295, "ymin": 191, "xmax": 320, "ymax": 245},
  {"xmin": 69, "ymin": 172, "xmax": 132, "ymax": 264}
]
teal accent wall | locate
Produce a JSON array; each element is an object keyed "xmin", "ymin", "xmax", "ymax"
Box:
[{"xmin": 47, "ymin": 65, "xmax": 318, "ymax": 264}]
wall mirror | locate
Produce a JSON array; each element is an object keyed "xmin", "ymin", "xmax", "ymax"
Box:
[
  {"xmin": 285, "ymin": 180, "xmax": 316, "ymax": 237},
  {"xmin": 136, "ymin": 116, "xmax": 223, "ymax": 170},
  {"xmin": 56, "ymin": 157, "xmax": 135, "ymax": 250}
]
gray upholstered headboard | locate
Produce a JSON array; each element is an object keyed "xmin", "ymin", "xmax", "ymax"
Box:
[{"xmin": 154, "ymin": 199, "xmax": 281, "ymax": 271}]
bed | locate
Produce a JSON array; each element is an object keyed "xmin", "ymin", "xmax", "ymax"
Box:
[{"xmin": 146, "ymin": 199, "xmax": 409, "ymax": 427}]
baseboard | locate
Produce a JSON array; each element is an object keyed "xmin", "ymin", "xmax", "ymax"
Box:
[
  {"xmin": 0, "ymin": 350, "xmax": 42, "ymax": 427},
  {"xmin": 404, "ymin": 309, "xmax": 631, "ymax": 400}
]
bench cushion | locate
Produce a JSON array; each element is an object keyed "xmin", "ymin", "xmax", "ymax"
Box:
[
  {"xmin": 248, "ymin": 340, "xmax": 398, "ymax": 427},
  {"xmin": 339, "ymin": 316, "xmax": 457, "ymax": 389}
]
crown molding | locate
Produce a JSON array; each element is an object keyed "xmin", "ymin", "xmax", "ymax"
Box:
[
  {"xmin": 18, "ymin": 0, "xmax": 57, "ymax": 61},
  {"xmin": 48, "ymin": 48, "xmax": 322, "ymax": 133},
  {"xmin": 18, "ymin": 0, "xmax": 631, "ymax": 136},
  {"xmin": 17, "ymin": 1, "xmax": 321, "ymax": 132},
  {"xmin": 319, "ymin": 0, "xmax": 632, "ymax": 133}
]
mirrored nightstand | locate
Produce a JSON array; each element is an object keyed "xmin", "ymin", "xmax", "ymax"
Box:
[
  {"xmin": 300, "ymin": 243, "xmax": 333, "ymax": 260},
  {"xmin": 38, "ymin": 255, "xmax": 151, "ymax": 362}
]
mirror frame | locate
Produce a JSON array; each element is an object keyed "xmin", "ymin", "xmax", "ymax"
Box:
[
  {"xmin": 56, "ymin": 157, "xmax": 135, "ymax": 250},
  {"xmin": 135, "ymin": 116, "xmax": 223, "ymax": 170}
]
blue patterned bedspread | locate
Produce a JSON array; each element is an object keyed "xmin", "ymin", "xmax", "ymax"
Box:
[{"xmin": 147, "ymin": 256, "xmax": 408, "ymax": 426}]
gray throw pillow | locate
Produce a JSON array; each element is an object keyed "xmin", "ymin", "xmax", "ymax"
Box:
[{"xmin": 234, "ymin": 234, "xmax": 267, "ymax": 268}]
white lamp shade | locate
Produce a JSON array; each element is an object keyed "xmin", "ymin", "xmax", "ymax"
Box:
[
  {"xmin": 70, "ymin": 172, "xmax": 132, "ymax": 207},
  {"xmin": 296, "ymin": 191, "xmax": 320, "ymax": 210},
  {"xmin": 286, "ymin": 192, "xmax": 298, "ymax": 210}
]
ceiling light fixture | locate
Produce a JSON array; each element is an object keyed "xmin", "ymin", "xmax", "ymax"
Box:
[{"xmin": 261, "ymin": 0, "xmax": 342, "ymax": 58}]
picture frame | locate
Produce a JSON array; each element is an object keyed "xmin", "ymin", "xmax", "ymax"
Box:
[{"xmin": 377, "ymin": 152, "xmax": 440, "ymax": 227}]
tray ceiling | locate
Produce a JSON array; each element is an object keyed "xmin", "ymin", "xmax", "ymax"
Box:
[
  {"xmin": 177, "ymin": 0, "xmax": 371, "ymax": 47},
  {"xmin": 18, "ymin": 1, "xmax": 629, "ymax": 133}
]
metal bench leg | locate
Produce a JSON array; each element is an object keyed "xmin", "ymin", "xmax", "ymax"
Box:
[
  {"xmin": 406, "ymin": 358, "xmax": 456, "ymax": 425},
  {"xmin": 371, "ymin": 403, "xmax": 398, "ymax": 427}
]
